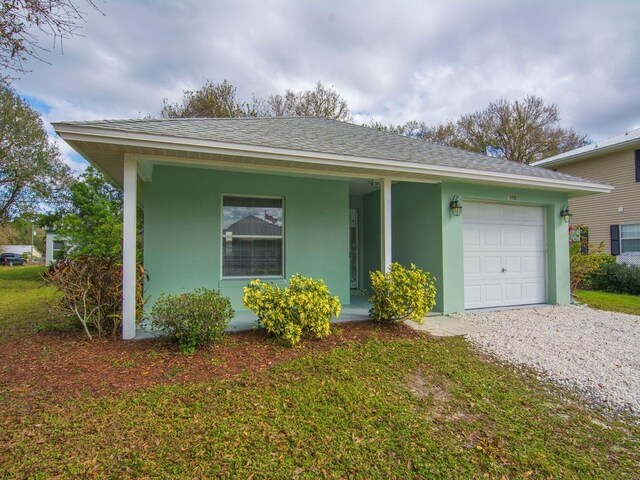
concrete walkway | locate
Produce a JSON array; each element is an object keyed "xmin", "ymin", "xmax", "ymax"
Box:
[{"xmin": 405, "ymin": 315, "xmax": 481, "ymax": 337}]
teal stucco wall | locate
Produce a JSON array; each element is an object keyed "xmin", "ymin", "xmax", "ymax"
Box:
[
  {"xmin": 439, "ymin": 181, "xmax": 571, "ymax": 313},
  {"xmin": 144, "ymin": 166, "xmax": 350, "ymax": 320},
  {"xmin": 362, "ymin": 190, "xmax": 380, "ymax": 290},
  {"xmin": 392, "ymin": 182, "xmax": 444, "ymax": 311}
]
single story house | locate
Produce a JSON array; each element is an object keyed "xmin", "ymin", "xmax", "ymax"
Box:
[
  {"xmin": 52, "ymin": 117, "xmax": 611, "ymax": 339},
  {"xmin": 532, "ymin": 127, "xmax": 640, "ymax": 265}
]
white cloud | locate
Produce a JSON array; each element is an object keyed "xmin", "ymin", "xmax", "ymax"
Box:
[{"xmin": 10, "ymin": 0, "xmax": 640, "ymax": 145}]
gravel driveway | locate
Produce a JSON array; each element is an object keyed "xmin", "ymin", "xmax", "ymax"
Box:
[{"xmin": 455, "ymin": 305, "xmax": 640, "ymax": 417}]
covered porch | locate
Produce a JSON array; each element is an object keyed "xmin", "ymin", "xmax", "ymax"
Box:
[{"xmin": 123, "ymin": 156, "xmax": 445, "ymax": 337}]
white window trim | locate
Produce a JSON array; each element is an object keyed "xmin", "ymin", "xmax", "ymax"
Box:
[
  {"xmin": 620, "ymin": 223, "xmax": 640, "ymax": 254},
  {"xmin": 220, "ymin": 194, "xmax": 285, "ymax": 279}
]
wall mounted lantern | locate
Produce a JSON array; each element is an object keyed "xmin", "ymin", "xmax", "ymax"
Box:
[
  {"xmin": 560, "ymin": 205, "xmax": 573, "ymax": 223},
  {"xmin": 450, "ymin": 195, "xmax": 463, "ymax": 216}
]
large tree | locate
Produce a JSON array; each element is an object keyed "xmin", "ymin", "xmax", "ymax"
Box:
[
  {"xmin": 0, "ymin": 0, "xmax": 98, "ymax": 80},
  {"xmin": 368, "ymin": 96, "xmax": 588, "ymax": 164},
  {"xmin": 160, "ymin": 80, "xmax": 250, "ymax": 119},
  {"xmin": 161, "ymin": 80, "xmax": 351, "ymax": 121},
  {"xmin": 265, "ymin": 81, "xmax": 351, "ymax": 121},
  {"xmin": 0, "ymin": 85, "xmax": 72, "ymax": 222}
]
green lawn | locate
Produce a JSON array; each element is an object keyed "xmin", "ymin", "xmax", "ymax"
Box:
[
  {"xmin": 575, "ymin": 289, "xmax": 640, "ymax": 316},
  {"xmin": 0, "ymin": 266, "xmax": 73, "ymax": 342},
  {"xmin": 0, "ymin": 269, "xmax": 638, "ymax": 478}
]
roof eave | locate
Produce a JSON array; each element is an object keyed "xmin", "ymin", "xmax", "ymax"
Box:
[
  {"xmin": 53, "ymin": 123, "xmax": 613, "ymax": 195},
  {"xmin": 533, "ymin": 137, "xmax": 640, "ymax": 168}
]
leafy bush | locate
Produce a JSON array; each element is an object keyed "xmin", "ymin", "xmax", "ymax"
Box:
[
  {"xmin": 150, "ymin": 288, "xmax": 233, "ymax": 353},
  {"xmin": 369, "ymin": 262, "xmax": 436, "ymax": 323},
  {"xmin": 569, "ymin": 242, "xmax": 614, "ymax": 293},
  {"xmin": 589, "ymin": 262, "xmax": 640, "ymax": 295},
  {"xmin": 43, "ymin": 256, "xmax": 146, "ymax": 339},
  {"xmin": 243, "ymin": 274, "xmax": 341, "ymax": 347}
]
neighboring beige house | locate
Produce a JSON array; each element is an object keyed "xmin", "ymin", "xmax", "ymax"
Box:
[{"xmin": 533, "ymin": 127, "xmax": 640, "ymax": 263}]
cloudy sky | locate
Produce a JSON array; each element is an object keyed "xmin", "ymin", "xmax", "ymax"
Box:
[{"xmin": 11, "ymin": 0, "xmax": 640, "ymax": 170}]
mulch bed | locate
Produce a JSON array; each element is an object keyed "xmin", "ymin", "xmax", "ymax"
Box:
[{"xmin": 0, "ymin": 321, "xmax": 420, "ymax": 406}]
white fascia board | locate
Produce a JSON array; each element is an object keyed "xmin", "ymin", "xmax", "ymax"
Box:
[{"xmin": 54, "ymin": 125, "xmax": 613, "ymax": 194}]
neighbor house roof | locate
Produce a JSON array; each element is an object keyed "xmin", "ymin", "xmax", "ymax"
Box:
[
  {"xmin": 224, "ymin": 215, "xmax": 282, "ymax": 236},
  {"xmin": 0, "ymin": 245, "xmax": 42, "ymax": 257},
  {"xmin": 52, "ymin": 116, "xmax": 611, "ymax": 195},
  {"xmin": 532, "ymin": 127, "xmax": 640, "ymax": 168}
]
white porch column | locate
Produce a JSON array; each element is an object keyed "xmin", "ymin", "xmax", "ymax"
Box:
[
  {"xmin": 380, "ymin": 177, "xmax": 392, "ymax": 271},
  {"xmin": 122, "ymin": 155, "xmax": 137, "ymax": 340}
]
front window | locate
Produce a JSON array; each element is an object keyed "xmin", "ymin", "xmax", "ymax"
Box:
[
  {"xmin": 621, "ymin": 224, "xmax": 640, "ymax": 253},
  {"xmin": 222, "ymin": 196, "xmax": 284, "ymax": 277}
]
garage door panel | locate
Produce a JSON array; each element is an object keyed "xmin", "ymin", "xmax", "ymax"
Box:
[
  {"xmin": 485, "ymin": 256, "xmax": 502, "ymax": 274},
  {"xmin": 505, "ymin": 283, "xmax": 523, "ymax": 300},
  {"xmin": 483, "ymin": 229, "xmax": 502, "ymax": 246},
  {"xmin": 523, "ymin": 256, "xmax": 544, "ymax": 274},
  {"xmin": 485, "ymin": 284, "xmax": 503, "ymax": 302},
  {"xmin": 478, "ymin": 203, "xmax": 503, "ymax": 221},
  {"xmin": 463, "ymin": 202, "xmax": 546, "ymax": 309},
  {"xmin": 464, "ymin": 228, "xmax": 480, "ymax": 247},
  {"xmin": 464, "ymin": 284, "xmax": 481, "ymax": 305},
  {"xmin": 505, "ymin": 229, "xmax": 522, "ymax": 246},
  {"xmin": 504, "ymin": 256, "xmax": 522, "ymax": 273}
]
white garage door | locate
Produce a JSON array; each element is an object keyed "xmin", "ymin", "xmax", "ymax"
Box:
[{"xmin": 463, "ymin": 202, "xmax": 546, "ymax": 309}]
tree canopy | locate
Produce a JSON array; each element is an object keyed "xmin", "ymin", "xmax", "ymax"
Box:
[
  {"xmin": 0, "ymin": 217, "xmax": 45, "ymax": 252},
  {"xmin": 47, "ymin": 166, "xmax": 124, "ymax": 258},
  {"xmin": 161, "ymin": 80, "xmax": 352, "ymax": 121},
  {"xmin": 0, "ymin": 85, "xmax": 72, "ymax": 223},
  {"xmin": 367, "ymin": 96, "xmax": 588, "ymax": 164}
]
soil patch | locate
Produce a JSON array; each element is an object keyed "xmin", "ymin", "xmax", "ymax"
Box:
[{"xmin": 0, "ymin": 321, "xmax": 419, "ymax": 406}]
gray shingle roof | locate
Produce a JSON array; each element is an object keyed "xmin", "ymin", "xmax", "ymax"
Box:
[
  {"xmin": 55, "ymin": 116, "xmax": 602, "ymax": 185},
  {"xmin": 533, "ymin": 127, "xmax": 640, "ymax": 167},
  {"xmin": 224, "ymin": 215, "xmax": 282, "ymax": 236}
]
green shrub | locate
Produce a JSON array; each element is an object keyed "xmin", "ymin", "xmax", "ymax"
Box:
[
  {"xmin": 150, "ymin": 288, "xmax": 233, "ymax": 353},
  {"xmin": 243, "ymin": 274, "xmax": 341, "ymax": 347},
  {"xmin": 369, "ymin": 262, "xmax": 436, "ymax": 323},
  {"xmin": 43, "ymin": 256, "xmax": 146, "ymax": 339},
  {"xmin": 569, "ymin": 242, "xmax": 614, "ymax": 292},
  {"xmin": 589, "ymin": 262, "xmax": 640, "ymax": 295}
]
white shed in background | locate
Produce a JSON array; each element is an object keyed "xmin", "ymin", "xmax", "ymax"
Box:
[{"xmin": 45, "ymin": 232, "xmax": 67, "ymax": 265}]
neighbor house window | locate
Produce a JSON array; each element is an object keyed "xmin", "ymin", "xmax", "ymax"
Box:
[
  {"xmin": 621, "ymin": 224, "xmax": 640, "ymax": 254},
  {"xmin": 52, "ymin": 240, "xmax": 65, "ymax": 260},
  {"xmin": 635, "ymin": 150, "xmax": 640, "ymax": 182},
  {"xmin": 222, "ymin": 196, "xmax": 284, "ymax": 277}
]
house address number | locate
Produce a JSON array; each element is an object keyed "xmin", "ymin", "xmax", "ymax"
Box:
[{"xmin": 507, "ymin": 194, "xmax": 517, "ymax": 201}]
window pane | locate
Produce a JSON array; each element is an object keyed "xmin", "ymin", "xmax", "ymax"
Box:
[
  {"xmin": 621, "ymin": 224, "xmax": 640, "ymax": 239},
  {"xmin": 223, "ymin": 197, "xmax": 283, "ymax": 237},
  {"xmin": 222, "ymin": 237, "xmax": 283, "ymax": 276},
  {"xmin": 53, "ymin": 240, "xmax": 65, "ymax": 250},
  {"xmin": 621, "ymin": 238, "xmax": 640, "ymax": 253}
]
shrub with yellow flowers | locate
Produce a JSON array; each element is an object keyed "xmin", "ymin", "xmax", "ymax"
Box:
[
  {"xmin": 369, "ymin": 262, "xmax": 436, "ymax": 323},
  {"xmin": 243, "ymin": 274, "xmax": 341, "ymax": 347}
]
